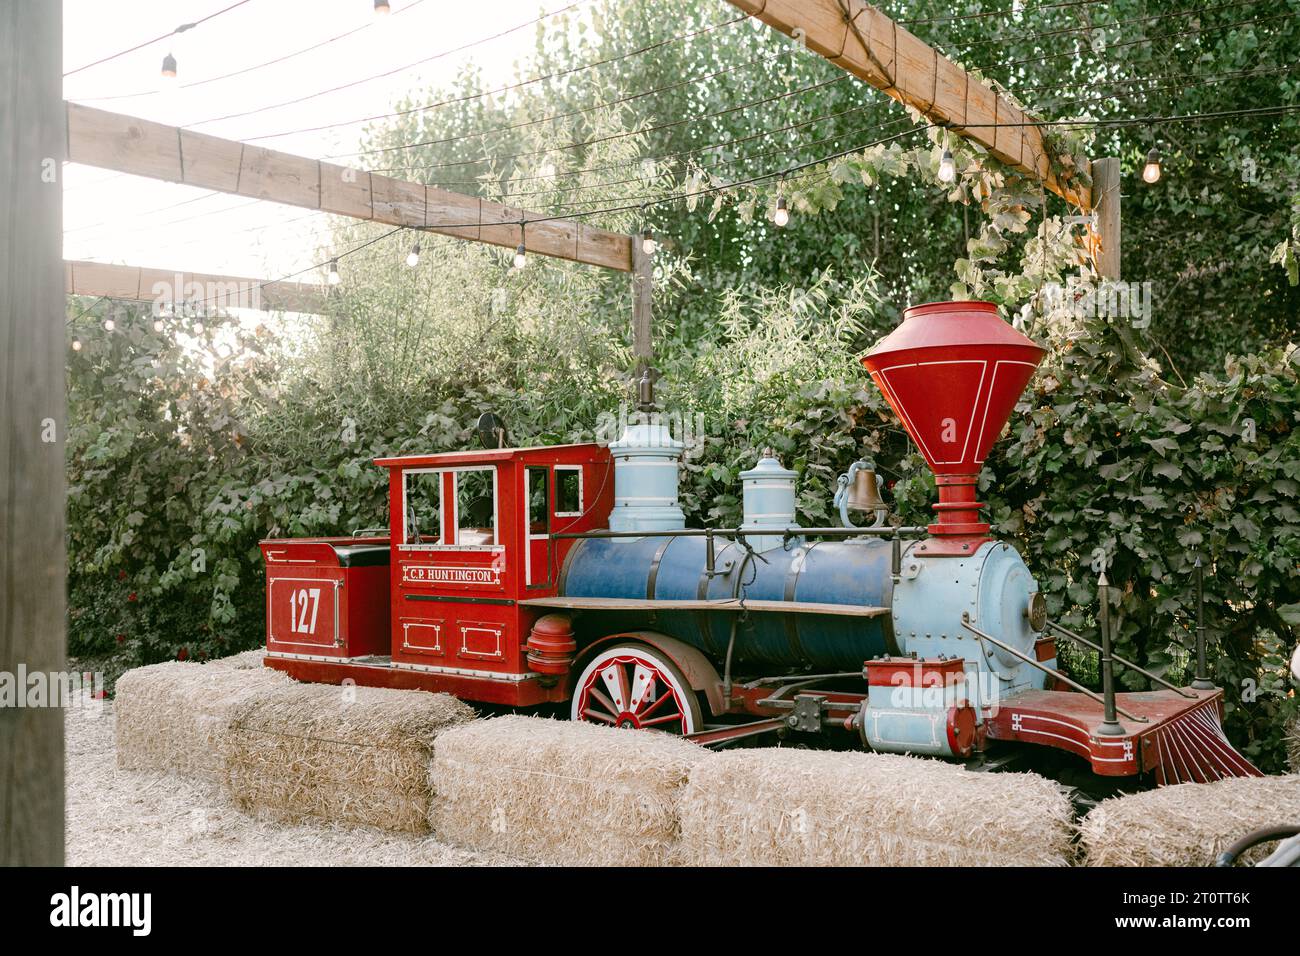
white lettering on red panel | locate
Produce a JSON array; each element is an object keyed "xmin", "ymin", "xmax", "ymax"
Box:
[{"xmin": 403, "ymin": 565, "xmax": 502, "ymax": 586}]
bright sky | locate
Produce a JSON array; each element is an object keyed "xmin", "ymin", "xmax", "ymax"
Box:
[{"xmin": 62, "ymin": 0, "xmax": 582, "ymax": 281}]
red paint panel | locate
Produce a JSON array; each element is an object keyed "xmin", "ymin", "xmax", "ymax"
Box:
[
  {"xmin": 865, "ymin": 656, "xmax": 965, "ymax": 687},
  {"xmin": 267, "ymin": 570, "xmax": 341, "ymax": 653}
]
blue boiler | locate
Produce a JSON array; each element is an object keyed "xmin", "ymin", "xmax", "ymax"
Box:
[{"xmin": 559, "ymin": 535, "xmax": 897, "ymax": 672}]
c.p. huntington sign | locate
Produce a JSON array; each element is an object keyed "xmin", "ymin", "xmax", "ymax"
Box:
[{"xmin": 402, "ymin": 565, "xmax": 502, "ymax": 587}]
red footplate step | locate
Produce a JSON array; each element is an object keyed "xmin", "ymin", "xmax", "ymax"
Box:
[{"xmin": 987, "ymin": 687, "xmax": 1263, "ymax": 784}]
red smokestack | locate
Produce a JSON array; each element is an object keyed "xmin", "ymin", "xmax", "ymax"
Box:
[{"xmin": 862, "ymin": 301, "xmax": 1044, "ymax": 556}]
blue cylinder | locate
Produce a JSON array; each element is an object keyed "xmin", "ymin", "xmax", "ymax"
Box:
[{"xmin": 559, "ymin": 535, "xmax": 896, "ymax": 672}]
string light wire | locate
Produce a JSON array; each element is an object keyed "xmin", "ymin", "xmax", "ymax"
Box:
[{"xmin": 64, "ymin": 0, "xmax": 254, "ymax": 77}]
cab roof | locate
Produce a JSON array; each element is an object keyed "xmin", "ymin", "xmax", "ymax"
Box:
[{"xmin": 373, "ymin": 442, "xmax": 607, "ymax": 469}]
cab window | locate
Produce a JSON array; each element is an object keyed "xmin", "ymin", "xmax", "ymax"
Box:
[
  {"xmin": 527, "ymin": 467, "xmax": 549, "ymax": 535},
  {"xmin": 402, "ymin": 466, "xmax": 498, "ymax": 548},
  {"xmin": 555, "ymin": 466, "xmax": 582, "ymax": 517},
  {"xmin": 404, "ymin": 471, "xmax": 443, "ymax": 545},
  {"xmin": 455, "ymin": 468, "xmax": 497, "ymax": 546}
]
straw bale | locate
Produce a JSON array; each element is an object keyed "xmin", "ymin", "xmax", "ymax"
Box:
[
  {"xmin": 68, "ymin": 704, "xmax": 519, "ymax": 866},
  {"xmin": 677, "ymin": 747, "xmax": 1075, "ymax": 866},
  {"xmin": 1079, "ymin": 774, "xmax": 1300, "ymax": 866},
  {"xmin": 430, "ymin": 716, "xmax": 709, "ymax": 864},
  {"xmin": 114, "ymin": 658, "xmax": 293, "ymax": 779},
  {"xmin": 221, "ymin": 682, "xmax": 474, "ymax": 833},
  {"xmin": 207, "ymin": 649, "xmax": 268, "ymax": 671}
]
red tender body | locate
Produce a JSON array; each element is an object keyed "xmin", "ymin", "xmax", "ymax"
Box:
[{"xmin": 260, "ymin": 537, "xmax": 390, "ymax": 658}]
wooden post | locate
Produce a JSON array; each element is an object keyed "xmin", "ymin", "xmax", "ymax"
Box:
[
  {"xmin": 0, "ymin": 0, "xmax": 66, "ymax": 865},
  {"xmin": 1089, "ymin": 156, "xmax": 1146, "ymax": 368},
  {"xmin": 631, "ymin": 241, "xmax": 653, "ymax": 367},
  {"xmin": 630, "ymin": 239, "xmax": 655, "ymax": 408},
  {"xmin": 1092, "ymin": 157, "xmax": 1121, "ymax": 279}
]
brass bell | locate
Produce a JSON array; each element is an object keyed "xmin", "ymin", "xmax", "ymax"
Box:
[{"xmin": 846, "ymin": 466, "xmax": 885, "ymax": 513}]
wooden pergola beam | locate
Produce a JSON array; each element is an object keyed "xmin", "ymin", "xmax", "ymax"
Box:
[
  {"xmin": 64, "ymin": 103, "xmax": 634, "ymax": 271},
  {"xmin": 64, "ymin": 260, "xmax": 330, "ymax": 314},
  {"xmin": 727, "ymin": 0, "xmax": 1089, "ymax": 208}
]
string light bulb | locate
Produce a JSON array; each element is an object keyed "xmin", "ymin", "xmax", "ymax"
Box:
[
  {"xmin": 641, "ymin": 228, "xmax": 656, "ymax": 255},
  {"xmin": 938, "ymin": 147, "xmax": 957, "ymax": 184},
  {"xmin": 328, "ymin": 258, "xmax": 341, "ymax": 285},
  {"xmin": 160, "ymin": 52, "xmax": 177, "ymax": 82},
  {"xmin": 72, "ymin": 337, "xmax": 83, "ymax": 352},
  {"xmin": 193, "ymin": 320, "xmax": 204, "ymax": 335},
  {"xmin": 774, "ymin": 195, "xmax": 790, "ymax": 228},
  {"xmin": 1142, "ymin": 148, "xmax": 1162, "ymax": 184},
  {"xmin": 513, "ymin": 241, "xmax": 527, "ymax": 270},
  {"xmin": 374, "ymin": 0, "xmax": 391, "ymax": 15},
  {"xmin": 154, "ymin": 318, "xmax": 165, "ymax": 332},
  {"xmin": 406, "ymin": 242, "xmax": 420, "ymax": 267},
  {"xmin": 103, "ymin": 317, "xmax": 115, "ymax": 332}
]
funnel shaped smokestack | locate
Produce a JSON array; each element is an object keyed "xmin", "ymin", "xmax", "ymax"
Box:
[{"xmin": 862, "ymin": 301, "xmax": 1044, "ymax": 549}]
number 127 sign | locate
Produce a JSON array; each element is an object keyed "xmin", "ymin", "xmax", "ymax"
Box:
[
  {"xmin": 268, "ymin": 577, "xmax": 337, "ymax": 648},
  {"xmin": 289, "ymin": 587, "xmax": 321, "ymax": 634}
]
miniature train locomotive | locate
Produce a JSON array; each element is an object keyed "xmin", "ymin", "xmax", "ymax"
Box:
[{"xmin": 259, "ymin": 300, "xmax": 1260, "ymax": 785}]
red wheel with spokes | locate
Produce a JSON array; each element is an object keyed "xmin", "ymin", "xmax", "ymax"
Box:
[{"xmin": 570, "ymin": 643, "xmax": 702, "ymax": 735}]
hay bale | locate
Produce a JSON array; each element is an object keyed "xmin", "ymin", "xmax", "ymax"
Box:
[
  {"xmin": 430, "ymin": 716, "xmax": 709, "ymax": 864},
  {"xmin": 221, "ymin": 683, "xmax": 474, "ymax": 833},
  {"xmin": 114, "ymin": 659, "xmax": 292, "ymax": 779},
  {"xmin": 677, "ymin": 748, "xmax": 1075, "ymax": 866},
  {"xmin": 1079, "ymin": 774, "xmax": 1300, "ymax": 866},
  {"xmin": 207, "ymin": 649, "xmax": 267, "ymax": 671}
]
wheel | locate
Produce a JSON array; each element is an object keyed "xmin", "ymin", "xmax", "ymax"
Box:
[{"xmin": 570, "ymin": 643, "xmax": 703, "ymax": 735}]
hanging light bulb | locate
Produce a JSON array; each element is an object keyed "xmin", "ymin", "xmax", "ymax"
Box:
[
  {"xmin": 513, "ymin": 241, "xmax": 527, "ymax": 270},
  {"xmin": 328, "ymin": 258, "xmax": 341, "ymax": 285},
  {"xmin": 71, "ymin": 337, "xmax": 83, "ymax": 352},
  {"xmin": 160, "ymin": 52, "xmax": 177, "ymax": 83},
  {"xmin": 1142, "ymin": 148, "xmax": 1162, "ymax": 184},
  {"xmin": 406, "ymin": 242, "xmax": 421, "ymax": 268},
  {"xmin": 194, "ymin": 320, "xmax": 205, "ymax": 334},
  {"xmin": 103, "ymin": 317, "xmax": 115, "ymax": 332},
  {"xmin": 153, "ymin": 318, "xmax": 165, "ymax": 332},
  {"xmin": 774, "ymin": 195, "xmax": 790, "ymax": 228},
  {"xmin": 641, "ymin": 228, "xmax": 657, "ymax": 255},
  {"xmin": 374, "ymin": 0, "xmax": 391, "ymax": 15},
  {"xmin": 938, "ymin": 147, "xmax": 957, "ymax": 184}
]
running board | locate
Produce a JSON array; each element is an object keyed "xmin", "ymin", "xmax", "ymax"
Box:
[{"xmin": 521, "ymin": 596, "xmax": 889, "ymax": 617}]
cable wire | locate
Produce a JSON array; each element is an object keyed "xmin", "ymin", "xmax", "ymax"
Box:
[
  {"xmin": 181, "ymin": 1, "xmax": 588, "ymax": 129},
  {"xmin": 72, "ymin": 0, "xmax": 429, "ymax": 102},
  {"xmin": 64, "ymin": 0, "xmax": 254, "ymax": 77}
]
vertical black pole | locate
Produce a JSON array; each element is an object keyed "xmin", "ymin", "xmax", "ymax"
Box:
[
  {"xmin": 1096, "ymin": 572, "xmax": 1124, "ymax": 735},
  {"xmin": 0, "ymin": 0, "xmax": 66, "ymax": 865},
  {"xmin": 1192, "ymin": 557, "xmax": 1215, "ymax": 689}
]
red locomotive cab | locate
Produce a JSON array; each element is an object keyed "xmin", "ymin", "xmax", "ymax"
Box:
[
  {"xmin": 377, "ymin": 445, "xmax": 613, "ymax": 702},
  {"xmin": 262, "ymin": 442, "xmax": 613, "ymax": 706}
]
